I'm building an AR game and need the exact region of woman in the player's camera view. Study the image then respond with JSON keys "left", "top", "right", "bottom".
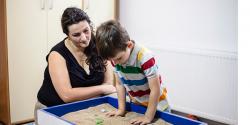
{"left": 35, "top": 7, "right": 116, "bottom": 124}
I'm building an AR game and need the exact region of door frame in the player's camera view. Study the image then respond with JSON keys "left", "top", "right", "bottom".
{"left": 0, "top": 0, "right": 11, "bottom": 124}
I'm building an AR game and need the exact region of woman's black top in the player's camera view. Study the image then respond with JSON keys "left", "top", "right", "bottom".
{"left": 37, "top": 39, "right": 104, "bottom": 106}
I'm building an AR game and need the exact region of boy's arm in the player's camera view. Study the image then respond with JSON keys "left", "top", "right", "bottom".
{"left": 115, "top": 73, "right": 126, "bottom": 114}
{"left": 105, "top": 73, "right": 126, "bottom": 117}
{"left": 145, "top": 75, "right": 161, "bottom": 121}
{"left": 130, "top": 75, "right": 160, "bottom": 124}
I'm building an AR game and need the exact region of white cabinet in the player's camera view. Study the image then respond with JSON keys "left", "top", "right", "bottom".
{"left": 47, "top": 0, "right": 82, "bottom": 51}
{"left": 47, "top": 0, "right": 117, "bottom": 51}
{"left": 82, "top": 0, "right": 117, "bottom": 28}
{"left": 7, "top": 0, "right": 82, "bottom": 122}
{"left": 7, "top": 0, "right": 117, "bottom": 123}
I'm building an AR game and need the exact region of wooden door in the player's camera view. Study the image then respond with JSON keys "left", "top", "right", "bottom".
{"left": 0, "top": 0, "right": 11, "bottom": 124}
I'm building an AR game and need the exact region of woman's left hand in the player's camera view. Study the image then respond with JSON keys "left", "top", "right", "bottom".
{"left": 101, "top": 84, "right": 116, "bottom": 94}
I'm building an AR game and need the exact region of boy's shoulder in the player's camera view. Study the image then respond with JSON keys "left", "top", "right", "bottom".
{"left": 124, "top": 42, "right": 155, "bottom": 66}
{"left": 134, "top": 42, "right": 152, "bottom": 53}
{"left": 135, "top": 44, "right": 154, "bottom": 59}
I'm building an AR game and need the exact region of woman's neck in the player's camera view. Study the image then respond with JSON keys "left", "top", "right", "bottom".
{"left": 66, "top": 38, "right": 87, "bottom": 58}
{"left": 66, "top": 38, "right": 84, "bottom": 53}
{"left": 66, "top": 38, "right": 88, "bottom": 66}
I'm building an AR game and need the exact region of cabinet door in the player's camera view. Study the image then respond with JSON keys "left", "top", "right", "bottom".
{"left": 47, "top": 0, "right": 82, "bottom": 52}
{"left": 6, "top": 0, "right": 117, "bottom": 123}
{"left": 6, "top": 0, "right": 47, "bottom": 122}
{"left": 83, "top": 0, "right": 116, "bottom": 28}
{"left": 7, "top": 0, "right": 83, "bottom": 122}
{"left": 46, "top": 0, "right": 118, "bottom": 51}
{"left": 0, "top": 0, "right": 10, "bottom": 124}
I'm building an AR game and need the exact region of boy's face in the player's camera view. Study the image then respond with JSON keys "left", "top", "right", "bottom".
{"left": 110, "top": 42, "right": 133, "bottom": 65}
{"left": 111, "top": 48, "right": 130, "bottom": 65}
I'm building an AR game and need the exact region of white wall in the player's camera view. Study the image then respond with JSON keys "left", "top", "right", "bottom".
{"left": 120, "top": 0, "right": 237, "bottom": 124}
{"left": 120, "top": 0, "right": 237, "bottom": 52}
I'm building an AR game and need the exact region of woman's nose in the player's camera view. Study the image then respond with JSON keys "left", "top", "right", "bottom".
{"left": 80, "top": 33, "right": 87, "bottom": 41}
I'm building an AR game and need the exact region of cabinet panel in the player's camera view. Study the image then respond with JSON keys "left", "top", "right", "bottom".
{"left": 46, "top": 0, "right": 117, "bottom": 50}
{"left": 83, "top": 0, "right": 116, "bottom": 28}
{"left": 0, "top": 0, "right": 11, "bottom": 124}
{"left": 6, "top": 0, "right": 82, "bottom": 122}
{"left": 7, "top": 0, "right": 47, "bottom": 122}
{"left": 47, "top": 0, "right": 82, "bottom": 52}
{"left": 6, "top": 0, "right": 117, "bottom": 122}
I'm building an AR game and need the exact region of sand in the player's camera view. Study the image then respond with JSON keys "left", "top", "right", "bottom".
{"left": 61, "top": 103, "right": 172, "bottom": 125}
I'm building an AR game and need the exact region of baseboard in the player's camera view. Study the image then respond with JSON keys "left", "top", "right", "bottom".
{"left": 172, "top": 110, "right": 230, "bottom": 125}
{"left": 11, "top": 118, "right": 34, "bottom": 125}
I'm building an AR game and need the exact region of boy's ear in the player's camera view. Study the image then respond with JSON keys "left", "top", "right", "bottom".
{"left": 127, "top": 40, "right": 133, "bottom": 49}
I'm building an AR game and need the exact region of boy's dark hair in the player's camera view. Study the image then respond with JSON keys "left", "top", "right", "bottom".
{"left": 96, "top": 20, "right": 130, "bottom": 60}
{"left": 61, "top": 7, "right": 106, "bottom": 72}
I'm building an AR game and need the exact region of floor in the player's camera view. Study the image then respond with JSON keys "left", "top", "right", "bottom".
{"left": 172, "top": 110, "right": 229, "bottom": 125}
{"left": 23, "top": 123, "right": 34, "bottom": 125}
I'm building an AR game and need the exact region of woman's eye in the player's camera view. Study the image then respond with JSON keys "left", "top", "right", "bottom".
{"left": 73, "top": 33, "right": 80, "bottom": 37}
{"left": 84, "top": 30, "right": 89, "bottom": 33}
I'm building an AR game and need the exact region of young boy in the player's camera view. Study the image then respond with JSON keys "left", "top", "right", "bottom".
{"left": 96, "top": 20, "right": 170, "bottom": 125}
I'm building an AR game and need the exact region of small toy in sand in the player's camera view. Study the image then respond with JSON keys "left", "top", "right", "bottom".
{"left": 100, "top": 108, "right": 107, "bottom": 113}
{"left": 95, "top": 117, "right": 104, "bottom": 125}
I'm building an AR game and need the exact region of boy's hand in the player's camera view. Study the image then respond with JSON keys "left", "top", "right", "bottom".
{"left": 130, "top": 115, "right": 152, "bottom": 125}
{"left": 105, "top": 109, "right": 125, "bottom": 117}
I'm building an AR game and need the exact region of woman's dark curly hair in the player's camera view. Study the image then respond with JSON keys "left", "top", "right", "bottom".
{"left": 61, "top": 7, "right": 106, "bottom": 72}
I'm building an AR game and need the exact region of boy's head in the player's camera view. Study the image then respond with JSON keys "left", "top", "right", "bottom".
{"left": 96, "top": 20, "right": 133, "bottom": 65}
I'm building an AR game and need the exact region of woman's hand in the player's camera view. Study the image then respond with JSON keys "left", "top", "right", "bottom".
{"left": 101, "top": 84, "right": 116, "bottom": 95}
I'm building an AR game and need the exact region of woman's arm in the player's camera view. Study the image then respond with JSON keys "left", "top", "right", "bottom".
{"left": 102, "top": 61, "right": 115, "bottom": 85}
{"left": 48, "top": 51, "right": 115, "bottom": 103}
{"left": 102, "top": 60, "right": 117, "bottom": 95}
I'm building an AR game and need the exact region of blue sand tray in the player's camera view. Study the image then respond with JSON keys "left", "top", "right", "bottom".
{"left": 38, "top": 96, "right": 207, "bottom": 125}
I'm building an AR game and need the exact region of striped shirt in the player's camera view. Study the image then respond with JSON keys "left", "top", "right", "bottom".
{"left": 115, "top": 42, "right": 169, "bottom": 111}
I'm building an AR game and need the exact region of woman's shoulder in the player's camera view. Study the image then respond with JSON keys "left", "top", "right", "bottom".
{"left": 51, "top": 38, "right": 67, "bottom": 52}
{"left": 46, "top": 38, "right": 70, "bottom": 61}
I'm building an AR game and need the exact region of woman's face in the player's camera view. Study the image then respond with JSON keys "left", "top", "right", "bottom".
{"left": 68, "top": 20, "right": 91, "bottom": 48}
